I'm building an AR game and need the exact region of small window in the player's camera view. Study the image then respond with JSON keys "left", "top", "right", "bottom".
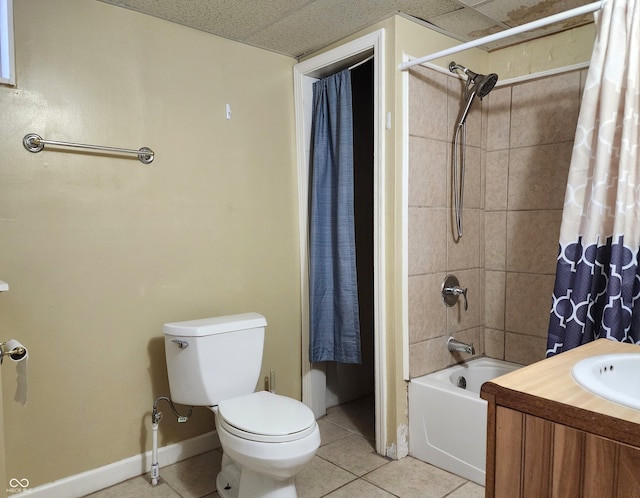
{"left": 0, "top": 0, "right": 15, "bottom": 86}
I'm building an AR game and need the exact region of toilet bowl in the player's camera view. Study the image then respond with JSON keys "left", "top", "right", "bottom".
{"left": 163, "top": 313, "right": 320, "bottom": 498}
{"left": 214, "top": 391, "right": 320, "bottom": 498}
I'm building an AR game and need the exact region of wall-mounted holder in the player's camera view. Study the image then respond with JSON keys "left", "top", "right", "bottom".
{"left": 23, "top": 133, "right": 154, "bottom": 164}
{"left": 442, "top": 274, "right": 468, "bottom": 311}
{"left": 0, "top": 340, "right": 27, "bottom": 365}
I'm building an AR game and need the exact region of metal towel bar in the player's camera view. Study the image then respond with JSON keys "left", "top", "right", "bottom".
{"left": 23, "top": 133, "right": 154, "bottom": 164}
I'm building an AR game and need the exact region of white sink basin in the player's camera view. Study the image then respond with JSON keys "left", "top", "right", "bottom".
{"left": 571, "top": 354, "right": 640, "bottom": 410}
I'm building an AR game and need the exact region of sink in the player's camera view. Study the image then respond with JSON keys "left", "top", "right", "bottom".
{"left": 571, "top": 354, "right": 640, "bottom": 410}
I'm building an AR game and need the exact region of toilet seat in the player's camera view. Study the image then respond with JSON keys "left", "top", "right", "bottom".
{"left": 217, "top": 391, "right": 317, "bottom": 443}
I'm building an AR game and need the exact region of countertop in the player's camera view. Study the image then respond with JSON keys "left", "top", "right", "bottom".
{"left": 481, "top": 339, "right": 640, "bottom": 446}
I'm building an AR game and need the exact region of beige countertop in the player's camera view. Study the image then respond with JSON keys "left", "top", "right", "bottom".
{"left": 481, "top": 339, "right": 640, "bottom": 445}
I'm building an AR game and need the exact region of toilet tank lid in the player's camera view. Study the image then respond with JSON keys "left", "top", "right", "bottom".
{"left": 163, "top": 312, "right": 267, "bottom": 337}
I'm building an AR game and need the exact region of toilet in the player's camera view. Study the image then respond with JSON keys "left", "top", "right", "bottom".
{"left": 163, "top": 313, "right": 320, "bottom": 498}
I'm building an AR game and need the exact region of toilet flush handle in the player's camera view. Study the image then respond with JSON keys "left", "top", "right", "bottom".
{"left": 171, "top": 339, "right": 189, "bottom": 349}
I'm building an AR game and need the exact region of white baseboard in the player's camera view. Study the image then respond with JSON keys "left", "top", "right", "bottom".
{"left": 24, "top": 431, "right": 220, "bottom": 498}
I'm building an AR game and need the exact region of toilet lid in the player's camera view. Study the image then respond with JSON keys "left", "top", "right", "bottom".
{"left": 218, "top": 391, "right": 316, "bottom": 442}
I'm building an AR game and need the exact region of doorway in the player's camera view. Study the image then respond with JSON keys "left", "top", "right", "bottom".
{"left": 293, "top": 29, "right": 387, "bottom": 455}
{"left": 324, "top": 57, "right": 374, "bottom": 408}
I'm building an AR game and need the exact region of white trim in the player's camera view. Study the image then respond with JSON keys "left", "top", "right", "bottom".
{"left": 401, "top": 54, "right": 410, "bottom": 381}
{"left": 399, "top": 0, "right": 604, "bottom": 70}
{"left": 25, "top": 431, "right": 219, "bottom": 498}
{"left": 405, "top": 57, "right": 590, "bottom": 87}
{"left": 0, "top": 0, "right": 15, "bottom": 86}
{"left": 293, "top": 28, "right": 388, "bottom": 456}
{"left": 495, "top": 61, "right": 590, "bottom": 87}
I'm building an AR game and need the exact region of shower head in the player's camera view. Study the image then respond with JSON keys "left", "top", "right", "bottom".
{"left": 474, "top": 72, "right": 498, "bottom": 98}
{"left": 449, "top": 61, "right": 499, "bottom": 125}
{"left": 449, "top": 61, "right": 498, "bottom": 98}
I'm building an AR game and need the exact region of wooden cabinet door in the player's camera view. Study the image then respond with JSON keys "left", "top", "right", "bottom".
{"left": 490, "top": 408, "right": 640, "bottom": 498}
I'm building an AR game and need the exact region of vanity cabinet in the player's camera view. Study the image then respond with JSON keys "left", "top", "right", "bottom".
{"left": 481, "top": 340, "right": 640, "bottom": 498}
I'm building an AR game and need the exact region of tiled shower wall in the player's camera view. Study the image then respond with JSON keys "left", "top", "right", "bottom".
{"left": 408, "top": 65, "right": 586, "bottom": 377}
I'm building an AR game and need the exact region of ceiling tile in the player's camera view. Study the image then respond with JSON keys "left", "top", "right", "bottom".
{"left": 472, "top": 0, "right": 595, "bottom": 27}
{"left": 96, "top": 0, "right": 595, "bottom": 58}
{"left": 245, "top": 0, "right": 396, "bottom": 57}
{"left": 426, "top": 8, "right": 527, "bottom": 49}
{"left": 98, "top": 0, "right": 311, "bottom": 40}
{"left": 397, "top": 0, "right": 466, "bottom": 20}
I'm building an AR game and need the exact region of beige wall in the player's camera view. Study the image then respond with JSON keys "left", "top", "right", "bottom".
{"left": 489, "top": 24, "right": 595, "bottom": 79}
{"left": 0, "top": 0, "right": 598, "bottom": 486}
{"left": 310, "top": 13, "right": 595, "bottom": 454}
{"left": 484, "top": 68, "right": 586, "bottom": 364}
{"left": 0, "top": 0, "right": 298, "bottom": 488}
{"left": 407, "top": 65, "right": 486, "bottom": 378}
{"left": 407, "top": 65, "right": 587, "bottom": 376}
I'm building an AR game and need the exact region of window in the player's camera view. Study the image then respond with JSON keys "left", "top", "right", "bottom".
{"left": 0, "top": 0, "right": 14, "bottom": 85}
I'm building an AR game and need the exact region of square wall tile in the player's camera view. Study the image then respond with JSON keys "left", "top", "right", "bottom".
{"left": 485, "top": 150, "right": 509, "bottom": 210}
{"left": 505, "top": 332, "right": 547, "bottom": 365}
{"left": 485, "top": 211, "right": 506, "bottom": 271}
{"left": 408, "top": 207, "right": 447, "bottom": 275}
{"left": 485, "top": 270, "right": 506, "bottom": 330}
{"left": 508, "top": 142, "right": 572, "bottom": 210}
{"left": 409, "top": 273, "right": 447, "bottom": 344}
{"left": 510, "top": 71, "right": 581, "bottom": 148}
{"left": 505, "top": 272, "right": 555, "bottom": 338}
{"left": 506, "top": 210, "right": 562, "bottom": 274}
{"left": 460, "top": 145, "right": 482, "bottom": 209}
{"left": 484, "top": 328, "right": 505, "bottom": 360}
{"left": 409, "top": 66, "right": 449, "bottom": 141}
{"left": 409, "top": 136, "right": 448, "bottom": 208}
{"left": 485, "top": 86, "right": 511, "bottom": 151}
{"left": 409, "top": 336, "right": 451, "bottom": 378}
{"left": 448, "top": 209, "right": 481, "bottom": 270}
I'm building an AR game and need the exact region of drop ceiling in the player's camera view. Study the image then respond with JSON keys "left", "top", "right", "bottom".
{"left": 97, "top": 0, "right": 596, "bottom": 58}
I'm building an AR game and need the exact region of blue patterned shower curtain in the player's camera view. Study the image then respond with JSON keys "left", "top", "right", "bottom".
{"left": 547, "top": 0, "right": 640, "bottom": 356}
{"left": 309, "top": 69, "right": 362, "bottom": 364}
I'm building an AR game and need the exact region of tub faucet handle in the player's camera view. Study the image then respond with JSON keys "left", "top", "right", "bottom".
{"left": 442, "top": 274, "right": 468, "bottom": 311}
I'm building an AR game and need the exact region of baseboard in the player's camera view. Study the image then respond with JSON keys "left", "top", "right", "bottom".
{"left": 24, "top": 430, "right": 220, "bottom": 498}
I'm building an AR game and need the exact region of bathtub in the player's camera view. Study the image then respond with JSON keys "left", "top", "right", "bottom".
{"left": 409, "top": 357, "right": 521, "bottom": 485}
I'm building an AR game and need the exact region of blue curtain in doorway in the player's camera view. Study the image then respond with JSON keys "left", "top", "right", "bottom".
{"left": 309, "top": 69, "right": 362, "bottom": 364}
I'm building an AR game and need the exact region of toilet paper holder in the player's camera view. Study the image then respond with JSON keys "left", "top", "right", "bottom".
{"left": 0, "top": 341, "right": 27, "bottom": 364}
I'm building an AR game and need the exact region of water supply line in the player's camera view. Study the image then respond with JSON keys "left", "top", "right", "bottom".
{"left": 151, "top": 397, "right": 194, "bottom": 486}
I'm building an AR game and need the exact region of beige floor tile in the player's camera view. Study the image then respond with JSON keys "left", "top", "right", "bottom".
{"left": 324, "top": 396, "right": 375, "bottom": 440}
{"left": 317, "top": 417, "right": 354, "bottom": 446}
{"left": 364, "top": 457, "right": 466, "bottom": 498}
{"left": 447, "top": 481, "right": 485, "bottom": 497}
{"left": 159, "top": 450, "right": 221, "bottom": 498}
{"left": 317, "top": 434, "right": 388, "bottom": 476}
{"left": 295, "top": 456, "right": 357, "bottom": 498}
{"left": 324, "top": 478, "right": 396, "bottom": 497}
{"left": 86, "top": 476, "right": 181, "bottom": 498}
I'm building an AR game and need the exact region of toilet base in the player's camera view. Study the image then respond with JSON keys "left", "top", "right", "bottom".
{"left": 216, "top": 460, "right": 298, "bottom": 498}
{"left": 217, "top": 460, "right": 240, "bottom": 498}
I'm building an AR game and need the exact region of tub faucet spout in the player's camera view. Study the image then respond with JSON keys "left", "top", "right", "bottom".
{"left": 447, "top": 337, "right": 475, "bottom": 355}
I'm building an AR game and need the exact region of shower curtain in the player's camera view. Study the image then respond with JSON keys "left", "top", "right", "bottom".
{"left": 309, "top": 69, "right": 362, "bottom": 364}
{"left": 547, "top": 0, "right": 640, "bottom": 356}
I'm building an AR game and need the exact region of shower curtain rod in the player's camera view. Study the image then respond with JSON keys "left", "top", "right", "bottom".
{"left": 22, "top": 133, "right": 155, "bottom": 164}
{"left": 399, "top": 0, "right": 605, "bottom": 71}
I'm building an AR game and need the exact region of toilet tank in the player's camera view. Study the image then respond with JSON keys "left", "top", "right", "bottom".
{"left": 163, "top": 312, "right": 267, "bottom": 406}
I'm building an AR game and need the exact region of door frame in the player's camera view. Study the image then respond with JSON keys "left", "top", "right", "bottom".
{"left": 293, "top": 29, "right": 387, "bottom": 455}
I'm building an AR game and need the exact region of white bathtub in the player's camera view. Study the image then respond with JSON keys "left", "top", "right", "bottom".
{"left": 409, "top": 358, "right": 521, "bottom": 485}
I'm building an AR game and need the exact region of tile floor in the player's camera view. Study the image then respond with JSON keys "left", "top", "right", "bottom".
{"left": 87, "top": 396, "right": 484, "bottom": 497}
